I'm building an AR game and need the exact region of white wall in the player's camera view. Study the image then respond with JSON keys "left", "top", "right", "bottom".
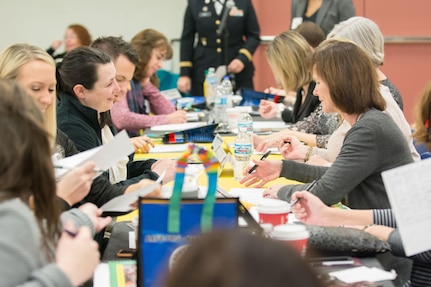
{"left": 0, "top": 0, "right": 188, "bottom": 71}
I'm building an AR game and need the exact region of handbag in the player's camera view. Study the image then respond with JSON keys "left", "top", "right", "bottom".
{"left": 137, "top": 143, "right": 238, "bottom": 287}
{"left": 305, "top": 225, "right": 391, "bottom": 258}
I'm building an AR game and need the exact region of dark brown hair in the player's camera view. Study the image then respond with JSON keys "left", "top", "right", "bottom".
{"left": 0, "top": 79, "right": 60, "bottom": 259}
{"left": 165, "top": 230, "right": 326, "bottom": 287}
{"left": 131, "top": 29, "right": 173, "bottom": 87}
{"left": 68, "top": 24, "right": 92, "bottom": 46}
{"left": 91, "top": 36, "right": 139, "bottom": 65}
{"left": 310, "top": 39, "right": 385, "bottom": 114}
{"left": 295, "top": 22, "right": 325, "bottom": 49}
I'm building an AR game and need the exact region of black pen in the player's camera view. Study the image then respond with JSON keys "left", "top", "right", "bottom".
{"left": 248, "top": 151, "right": 271, "bottom": 174}
{"left": 290, "top": 180, "right": 317, "bottom": 207}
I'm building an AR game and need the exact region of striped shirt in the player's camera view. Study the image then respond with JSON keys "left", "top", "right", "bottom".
{"left": 373, "top": 210, "right": 431, "bottom": 287}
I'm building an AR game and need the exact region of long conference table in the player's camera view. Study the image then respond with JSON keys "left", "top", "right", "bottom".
{"left": 97, "top": 126, "right": 403, "bottom": 287}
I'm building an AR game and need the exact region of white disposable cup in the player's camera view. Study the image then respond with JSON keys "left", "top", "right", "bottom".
{"left": 272, "top": 224, "right": 310, "bottom": 255}
{"left": 256, "top": 199, "right": 290, "bottom": 226}
{"left": 227, "top": 108, "right": 239, "bottom": 129}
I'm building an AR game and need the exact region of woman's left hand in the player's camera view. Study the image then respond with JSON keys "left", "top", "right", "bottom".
{"left": 239, "top": 159, "right": 282, "bottom": 187}
{"left": 262, "top": 184, "right": 284, "bottom": 198}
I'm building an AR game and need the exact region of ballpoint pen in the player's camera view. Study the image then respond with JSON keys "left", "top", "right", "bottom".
{"left": 248, "top": 150, "right": 271, "bottom": 174}
{"left": 290, "top": 180, "right": 317, "bottom": 207}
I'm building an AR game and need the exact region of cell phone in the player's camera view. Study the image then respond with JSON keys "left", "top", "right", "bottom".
{"left": 116, "top": 248, "right": 136, "bottom": 258}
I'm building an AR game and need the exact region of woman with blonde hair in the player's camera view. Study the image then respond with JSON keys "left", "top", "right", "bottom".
{"left": 0, "top": 44, "right": 57, "bottom": 147}
{"left": 254, "top": 30, "right": 335, "bottom": 151}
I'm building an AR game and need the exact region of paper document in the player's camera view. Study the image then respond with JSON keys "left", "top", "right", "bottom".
{"left": 100, "top": 171, "right": 165, "bottom": 212}
{"left": 382, "top": 158, "right": 431, "bottom": 256}
{"left": 229, "top": 188, "right": 265, "bottom": 204}
{"left": 149, "top": 143, "right": 189, "bottom": 153}
{"left": 329, "top": 266, "right": 397, "bottom": 284}
{"left": 53, "top": 130, "right": 134, "bottom": 179}
{"left": 150, "top": 122, "right": 207, "bottom": 132}
{"left": 160, "top": 88, "right": 182, "bottom": 101}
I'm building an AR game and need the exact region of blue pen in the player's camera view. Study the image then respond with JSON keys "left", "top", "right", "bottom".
{"left": 290, "top": 180, "right": 317, "bottom": 207}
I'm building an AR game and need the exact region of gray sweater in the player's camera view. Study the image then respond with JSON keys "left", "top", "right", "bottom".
{"left": 277, "top": 109, "right": 414, "bottom": 209}
{"left": 0, "top": 198, "right": 94, "bottom": 287}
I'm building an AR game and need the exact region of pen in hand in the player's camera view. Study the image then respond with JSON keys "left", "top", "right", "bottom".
{"left": 248, "top": 151, "right": 271, "bottom": 174}
{"left": 290, "top": 180, "right": 317, "bottom": 207}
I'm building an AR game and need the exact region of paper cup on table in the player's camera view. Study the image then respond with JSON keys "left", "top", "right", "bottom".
{"left": 272, "top": 224, "right": 309, "bottom": 255}
{"left": 256, "top": 199, "right": 290, "bottom": 226}
{"left": 227, "top": 108, "right": 239, "bottom": 130}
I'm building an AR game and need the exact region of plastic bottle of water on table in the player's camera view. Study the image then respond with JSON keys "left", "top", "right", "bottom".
{"left": 213, "top": 84, "right": 229, "bottom": 131}
{"left": 204, "top": 67, "right": 218, "bottom": 110}
{"left": 234, "top": 121, "right": 253, "bottom": 181}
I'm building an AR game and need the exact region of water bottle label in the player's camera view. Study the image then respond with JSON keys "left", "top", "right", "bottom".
{"left": 234, "top": 143, "right": 252, "bottom": 155}
{"left": 238, "top": 123, "right": 253, "bottom": 132}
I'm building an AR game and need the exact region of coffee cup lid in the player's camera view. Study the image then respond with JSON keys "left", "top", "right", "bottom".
{"left": 272, "top": 224, "right": 309, "bottom": 240}
{"left": 256, "top": 199, "right": 291, "bottom": 214}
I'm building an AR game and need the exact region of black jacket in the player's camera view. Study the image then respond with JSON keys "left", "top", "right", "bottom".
{"left": 180, "top": 0, "right": 261, "bottom": 95}
{"left": 57, "top": 93, "right": 159, "bottom": 189}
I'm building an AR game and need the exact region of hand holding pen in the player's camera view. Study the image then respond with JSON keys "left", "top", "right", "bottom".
{"left": 248, "top": 150, "right": 271, "bottom": 174}
{"left": 290, "top": 180, "right": 317, "bottom": 207}
{"left": 240, "top": 155, "right": 282, "bottom": 188}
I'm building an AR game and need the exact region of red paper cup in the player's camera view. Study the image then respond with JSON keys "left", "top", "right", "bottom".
{"left": 257, "top": 199, "right": 290, "bottom": 226}
{"left": 272, "top": 224, "right": 309, "bottom": 255}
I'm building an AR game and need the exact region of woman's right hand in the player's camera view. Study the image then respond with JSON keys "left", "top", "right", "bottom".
{"left": 278, "top": 135, "right": 308, "bottom": 161}
{"left": 56, "top": 222, "right": 100, "bottom": 287}
{"left": 177, "top": 76, "right": 191, "bottom": 94}
{"left": 290, "top": 191, "right": 328, "bottom": 225}
{"left": 167, "top": 110, "right": 187, "bottom": 124}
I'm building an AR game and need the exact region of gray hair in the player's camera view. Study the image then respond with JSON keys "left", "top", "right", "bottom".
{"left": 327, "top": 16, "right": 384, "bottom": 66}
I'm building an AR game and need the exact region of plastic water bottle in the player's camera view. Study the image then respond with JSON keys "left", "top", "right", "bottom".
{"left": 213, "top": 84, "right": 229, "bottom": 129}
{"left": 204, "top": 67, "right": 218, "bottom": 109}
{"left": 234, "top": 123, "right": 253, "bottom": 181}
{"left": 237, "top": 112, "right": 253, "bottom": 135}
{"left": 221, "top": 75, "right": 233, "bottom": 108}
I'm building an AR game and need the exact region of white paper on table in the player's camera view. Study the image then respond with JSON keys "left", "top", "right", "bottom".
{"left": 254, "top": 147, "right": 281, "bottom": 155}
{"left": 329, "top": 266, "right": 397, "bottom": 284}
{"left": 229, "top": 188, "right": 289, "bottom": 207}
{"left": 160, "top": 88, "right": 182, "bottom": 101}
{"left": 150, "top": 122, "right": 207, "bottom": 132}
{"left": 231, "top": 121, "right": 290, "bottom": 134}
{"left": 53, "top": 130, "right": 134, "bottom": 179}
{"left": 382, "top": 158, "right": 431, "bottom": 256}
{"left": 149, "top": 143, "right": 189, "bottom": 153}
{"left": 100, "top": 171, "right": 165, "bottom": 212}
